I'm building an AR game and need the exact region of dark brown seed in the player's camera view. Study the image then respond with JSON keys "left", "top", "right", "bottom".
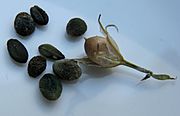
{"left": 38, "top": 44, "right": 65, "bottom": 60}
{"left": 7, "top": 39, "right": 28, "bottom": 63}
{"left": 66, "top": 18, "right": 87, "bottom": 37}
{"left": 53, "top": 59, "right": 82, "bottom": 81}
{"left": 30, "top": 5, "right": 49, "bottom": 25}
{"left": 39, "top": 73, "right": 62, "bottom": 101}
{"left": 28, "top": 56, "right": 46, "bottom": 78}
{"left": 14, "top": 12, "right": 35, "bottom": 36}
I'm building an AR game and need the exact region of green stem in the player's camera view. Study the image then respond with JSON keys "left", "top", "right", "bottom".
{"left": 121, "top": 60, "right": 176, "bottom": 80}
{"left": 122, "top": 60, "right": 152, "bottom": 74}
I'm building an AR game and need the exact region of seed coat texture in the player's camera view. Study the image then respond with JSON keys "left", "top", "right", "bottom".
{"left": 66, "top": 18, "right": 87, "bottom": 36}
{"left": 7, "top": 39, "right": 28, "bottom": 63}
{"left": 39, "top": 73, "right": 62, "bottom": 101}
{"left": 28, "top": 56, "right": 46, "bottom": 77}
{"left": 53, "top": 59, "right": 82, "bottom": 81}
{"left": 30, "top": 5, "right": 49, "bottom": 25}
{"left": 38, "top": 44, "right": 65, "bottom": 60}
{"left": 14, "top": 12, "right": 35, "bottom": 36}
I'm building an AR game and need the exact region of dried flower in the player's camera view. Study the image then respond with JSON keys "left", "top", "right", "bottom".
{"left": 76, "top": 14, "right": 176, "bottom": 81}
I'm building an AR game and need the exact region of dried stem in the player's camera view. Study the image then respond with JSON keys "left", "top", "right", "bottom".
{"left": 121, "top": 60, "right": 176, "bottom": 80}
{"left": 105, "top": 24, "right": 119, "bottom": 32}
{"left": 121, "top": 60, "right": 152, "bottom": 74}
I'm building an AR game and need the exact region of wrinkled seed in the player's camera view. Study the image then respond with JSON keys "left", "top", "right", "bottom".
{"left": 30, "top": 5, "right": 49, "bottom": 25}
{"left": 53, "top": 59, "right": 82, "bottom": 81}
{"left": 38, "top": 44, "right": 65, "bottom": 60}
{"left": 39, "top": 73, "right": 62, "bottom": 101}
{"left": 14, "top": 12, "right": 35, "bottom": 36}
{"left": 28, "top": 56, "right": 46, "bottom": 78}
{"left": 66, "top": 18, "right": 87, "bottom": 37}
{"left": 7, "top": 39, "right": 28, "bottom": 63}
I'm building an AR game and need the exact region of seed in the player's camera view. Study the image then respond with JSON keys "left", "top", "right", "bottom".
{"left": 66, "top": 18, "right": 87, "bottom": 37}
{"left": 38, "top": 44, "right": 65, "bottom": 60}
{"left": 30, "top": 5, "right": 49, "bottom": 25}
{"left": 14, "top": 12, "right": 35, "bottom": 36}
{"left": 39, "top": 73, "right": 62, "bottom": 101}
{"left": 28, "top": 56, "right": 46, "bottom": 78}
{"left": 7, "top": 39, "right": 28, "bottom": 63}
{"left": 53, "top": 59, "right": 82, "bottom": 81}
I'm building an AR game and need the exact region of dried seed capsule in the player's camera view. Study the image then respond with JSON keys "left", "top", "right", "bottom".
{"left": 14, "top": 12, "right": 35, "bottom": 36}
{"left": 38, "top": 44, "right": 65, "bottom": 60}
{"left": 28, "top": 56, "right": 46, "bottom": 77}
{"left": 7, "top": 39, "right": 28, "bottom": 63}
{"left": 30, "top": 5, "right": 49, "bottom": 25}
{"left": 53, "top": 59, "right": 82, "bottom": 81}
{"left": 66, "top": 18, "right": 87, "bottom": 37}
{"left": 39, "top": 73, "right": 62, "bottom": 101}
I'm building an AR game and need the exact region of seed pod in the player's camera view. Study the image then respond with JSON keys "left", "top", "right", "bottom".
{"left": 7, "top": 39, "right": 28, "bottom": 63}
{"left": 80, "top": 14, "right": 176, "bottom": 81}
{"left": 28, "top": 56, "right": 46, "bottom": 77}
{"left": 30, "top": 5, "right": 49, "bottom": 25}
{"left": 53, "top": 59, "right": 82, "bottom": 81}
{"left": 84, "top": 35, "right": 123, "bottom": 68}
{"left": 38, "top": 44, "right": 65, "bottom": 60}
{"left": 14, "top": 12, "right": 35, "bottom": 36}
{"left": 66, "top": 18, "right": 87, "bottom": 37}
{"left": 39, "top": 73, "right": 62, "bottom": 101}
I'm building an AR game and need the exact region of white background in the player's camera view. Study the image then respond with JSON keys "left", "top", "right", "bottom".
{"left": 0, "top": 0, "right": 180, "bottom": 116}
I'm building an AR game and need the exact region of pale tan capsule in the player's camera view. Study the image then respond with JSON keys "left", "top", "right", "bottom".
{"left": 81, "top": 14, "right": 176, "bottom": 80}
{"left": 84, "top": 36, "right": 122, "bottom": 68}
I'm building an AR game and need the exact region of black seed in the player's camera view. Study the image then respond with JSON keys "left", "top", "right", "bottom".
{"left": 14, "top": 12, "right": 35, "bottom": 36}
{"left": 53, "top": 59, "right": 82, "bottom": 81}
{"left": 38, "top": 44, "right": 65, "bottom": 60}
{"left": 28, "top": 56, "right": 46, "bottom": 78}
{"left": 39, "top": 73, "right": 62, "bottom": 101}
{"left": 66, "top": 18, "right": 87, "bottom": 37}
{"left": 7, "top": 39, "right": 28, "bottom": 63}
{"left": 30, "top": 5, "right": 49, "bottom": 25}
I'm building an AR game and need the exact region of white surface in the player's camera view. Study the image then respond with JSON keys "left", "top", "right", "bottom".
{"left": 0, "top": 0, "right": 180, "bottom": 116}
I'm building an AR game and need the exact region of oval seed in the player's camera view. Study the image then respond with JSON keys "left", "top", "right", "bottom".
{"left": 7, "top": 39, "right": 28, "bottom": 63}
{"left": 14, "top": 12, "right": 35, "bottom": 36}
{"left": 53, "top": 59, "right": 82, "bottom": 81}
{"left": 38, "top": 44, "right": 65, "bottom": 60}
{"left": 30, "top": 5, "right": 49, "bottom": 25}
{"left": 66, "top": 18, "right": 87, "bottom": 37}
{"left": 39, "top": 73, "right": 62, "bottom": 101}
{"left": 28, "top": 56, "right": 46, "bottom": 78}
